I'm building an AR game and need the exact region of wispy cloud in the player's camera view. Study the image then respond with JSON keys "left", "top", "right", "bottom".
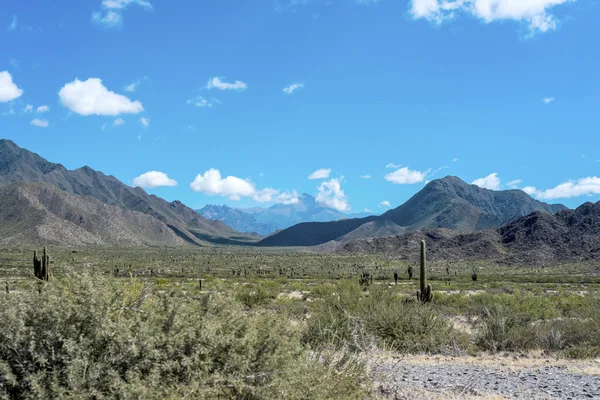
{"left": 308, "top": 168, "right": 331, "bottom": 180}
{"left": 113, "top": 118, "right": 125, "bottom": 127}
{"left": 506, "top": 179, "right": 522, "bottom": 188}
{"left": 92, "top": 0, "right": 152, "bottom": 28}
{"left": 31, "top": 119, "right": 49, "bottom": 128}
{"left": 361, "top": 175, "right": 371, "bottom": 179}
{"left": 206, "top": 77, "right": 247, "bottom": 91}
{"left": 187, "top": 95, "right": 215, "bottom": 108}
{"left": 140, "top": 117, "right": 149, "bottom": 127}
{"left": 542, "top": 97, "right": 555, "bottom": 104}
{"left": 36, "top": 105, "right": 49, "bottom": 113}
{"left": 283, "top": 83, "right": 304, "bottom": 95}
{"left": 7, "top": 14, "right": 17, "bottom": 32}
{"left": 124, "top": 76, "right": 148, "bottom": 92}
{"left": 386, "top": 162, "right": 402, "bottom": 169}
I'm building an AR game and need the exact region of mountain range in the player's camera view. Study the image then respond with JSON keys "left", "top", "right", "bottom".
{"left": 197, "top": 193, "right": 375, "bottom": 235}
{"left": 259, "top": 176, "right": 567, "bottom": 246}
{"left": 326, "top": 201, "right": 600, "bottom": 264}
{"left": 0, "top": 139, "right": 255, "bottom": 246}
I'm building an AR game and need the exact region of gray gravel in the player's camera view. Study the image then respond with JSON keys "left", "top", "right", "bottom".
{"left": 372, "top": 360, "right": 600, "bottom": 399}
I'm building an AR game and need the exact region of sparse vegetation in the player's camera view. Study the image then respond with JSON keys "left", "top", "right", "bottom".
{"left": 1, "top": 246, "right": 600, "bottom": 398}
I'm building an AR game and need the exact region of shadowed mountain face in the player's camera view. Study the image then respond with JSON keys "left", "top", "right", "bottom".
{"left": 328, "top": 201, "right": 600, "bottom": 264}
{"left": 0, "top": 139, "right": 251, "bottom": 245}
{"left": 260, "top": 176, "right": 567, "bottom": 247}
{"left": 198, "top": 193, "right": 366, "bottom": 235}
{"left": 0, "top": 182, "right": 188, "bottom": 247}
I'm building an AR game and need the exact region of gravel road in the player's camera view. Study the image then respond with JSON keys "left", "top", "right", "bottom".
{"left": 370, "top": 354, "right": 600, "bottom": 399}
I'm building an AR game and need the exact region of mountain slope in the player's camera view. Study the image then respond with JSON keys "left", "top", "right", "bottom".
{"left": 0, "top": 182, "right": 188, "bottom": 247}
{"left": 0, "top": 139, "right": 251, "bottom": 245}
{"left": 260, "top": 176, "right": 567, "bottom": 247}
{"left": 328, "top": 201, "right": 600, "bottom": 264}
{"left": 197, "top": 204, "right": 275, "bottom": 236}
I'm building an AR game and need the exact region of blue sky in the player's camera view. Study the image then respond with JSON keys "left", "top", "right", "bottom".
{"left": 1, "top": 0, "right": 599, "bottom": 212}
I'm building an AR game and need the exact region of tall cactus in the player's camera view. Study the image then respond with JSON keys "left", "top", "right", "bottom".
{"left": 33, "top": 246, "right": 50, "bottom": 281}
{"left": 417, "top": 240, "right": 433, "bottom": 303}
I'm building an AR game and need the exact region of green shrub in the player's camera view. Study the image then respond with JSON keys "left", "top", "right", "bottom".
{"left": 0, "top": 273, "right": 369, "bottom": 399}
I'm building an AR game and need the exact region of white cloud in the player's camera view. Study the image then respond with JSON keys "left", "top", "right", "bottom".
{"left": 133, "top": 171, "right": 177, "bottom": 189}
{"left": 8, "top": 14, "right": 17, "bottom": 32}
{"left": 283, "top": 83, "right": 304, "bottom": 95}
{"left": 522, "top": 177, "right": 600, "bottom": 200}
{"left": 92, "top": 11, "right": 122, "bottom": 27}
{"left": 308, "top": 168, "right": 331, "bottom": 180}
{"left": 316, "top": 178, "right": 350, "bottom": 212}
{"left": 113, "top": 118, "right": 125, "bottom": 126}
{"left": 380, "top": 200, "right": 392, "bottom": 208}
{"left": 410, "top": 0, "right": 572, "bottom": 35}
{"left": 124, "top": 76, "right": 148, "bottom": 92}
{"left": 190, "top": 168, "right": 298, "bottom": 204}
{"left": 24, "top": 104, "right": 33, "bottom": 113}
{"left": 364, "top": 208, "right": 373, "bottom": 213}
{"left": 187, "top": 95, "right": 214, "bottom": 108}
{"left": 472, "top": 173, "right": 501, "bottom": 190}
{"left": 59, "top": 78, "right": 143, "bottom": 116}
{"left": 0, "top": 71, "right": 23, "bottom": 102}
{"left": 93, "top": 0, "right": 152, "bottom": 27}
{"left": 206, "top": 77, "right": 247, "bottom": 91}
{"left": 431, "top": 165, "right": 449, "bottom": 176}
{"left": 36, "top": 105, "right": 49, "bottom": 113}
{"left": 385, "top": 167, "right": 429, "bottom": 184}
{"left": 542, "top": 97, "right": 555, "bottom": 104}
{"left": 31, "top": 119, "right": 49, "bottom": 128}
{"left": 102, "top": 0, "right": 152, "bottom": 9}
{"left": 361, "top": 175, "right": 372, "bottom": 179}
{"left": 452, "top": 158, "right": 459, "bottom": 162}
{"left": 140, "top": 117, "right": 149, "bottom": 127}
{"left": 386, "top": 162, "right": 402, "bottom": 169}
{"left": 506, "top": 178, "right": 522, "bottom": 188}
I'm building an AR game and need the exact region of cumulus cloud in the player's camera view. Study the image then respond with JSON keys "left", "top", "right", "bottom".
{"left": 140, "top": 117, "right": 149, "bottom": 127}
{"left": 190, "top": 168, "right": 298, "bottom": 204}
{"left": 542, "top": 97, "right": 555, "bottom": 104}
{"left": 308, "top": 168, "right": 331, "bottom": 180}
{"left": 380, "top": 200, "right": 392, "bottom": 208}
{"left": 187, "top": 95, "right": 214, "bottom": 108}
{"left": 409, "top": 0, "right": 572, "bottom": 35}
{"left": 206, "top": 77, "right": 247, "bottom": 91}
{"left": 385, "top": 167, "right": 429, "bottom": 184}
{"left": 31, "top": 119, "right": 49, "bottom": 128}
{"left": 283, "top": 83, "right": 304, "bottom": 95}
{"left": 522, "top": 177, "right": 600, "bottom": 200}
{"left": 59, "top": 78, "right": 144, "bottom": 116}
{"left": 36, "top": 105, "right": 49, "bottom": 113}
{"left": 472, "top": 173, "right": 501, "bottom": 190}
{"left": 316, "top": 178, "right": 350, "bottom": 212}
{"left": 133, "top": 171, "right": 177, "bottom": 189}
{"left": 113, "top": 118, "right": 125, "bottom": 126}
{"left": 0, "top": 71, "right": 23, "bottom": 102}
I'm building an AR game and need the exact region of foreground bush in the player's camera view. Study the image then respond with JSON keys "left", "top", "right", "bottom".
{"left": 303, "top": 281, "right": 469, "bottom": 354}
{"left": 0, "top": 274, "right": 368, "bottom": 399}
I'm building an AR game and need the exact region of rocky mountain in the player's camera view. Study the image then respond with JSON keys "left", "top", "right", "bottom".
{"left": 0, "top": 182, "right": 188, "bottom": 247}
{"left": 0, "top": 139, "right": 254, "bottom": 246}
{"left": 199, "top": 193, "right": 370, "bottom": 235}
{"left": 197, "top": 204, "right": 276, "bottom": 236}
{"left": 260, "top": 176, "right": 567, "bottom": 247}
{"left": 327, "top": 201, "right": 600, "bottom": 264}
